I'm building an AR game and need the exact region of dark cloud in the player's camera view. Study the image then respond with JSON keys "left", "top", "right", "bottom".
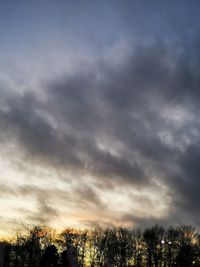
{"left": 1, "top": 36, "right": 200, "bottom": 227}
{"left": 27, "top": 196, "right": 59, "bottom": 225}
{"left": 120, "top": 213, "right": 181, "bottom": 230}
{"left": 74, "top": 185, "right": 105, "bottom": 209}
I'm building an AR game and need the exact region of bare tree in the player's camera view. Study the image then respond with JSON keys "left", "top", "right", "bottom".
{"left": 143, "top": 225, "right": 165, "bottom": 267}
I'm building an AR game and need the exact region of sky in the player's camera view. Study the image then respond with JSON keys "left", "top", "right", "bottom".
{"left": 0, "top": 0, "right": 200, "bottom": 237}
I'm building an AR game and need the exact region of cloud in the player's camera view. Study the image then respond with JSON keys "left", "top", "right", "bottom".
{"left": 1, "top": 37, "right": 200, "bottom": 228}
{"left": 27, "top": 196, "right": 59, "bottom": 225}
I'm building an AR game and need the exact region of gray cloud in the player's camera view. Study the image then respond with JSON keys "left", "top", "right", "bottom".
{"left": 27, "top": 196, "right": 59, "bottom": 225}
{"left": 1, "top": 37, "right": 200, "bottom": 227}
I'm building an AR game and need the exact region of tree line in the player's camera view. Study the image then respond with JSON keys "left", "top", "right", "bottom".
{"left": 1, "top": 224, "right": 200, "bottom": 267}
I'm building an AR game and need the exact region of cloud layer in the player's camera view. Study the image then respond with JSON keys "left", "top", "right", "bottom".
{"left": 1, "top": 38, "right": 200, "bottom": 232}
{"left": 1, "top": 1, "right": 200, "bottom": 235}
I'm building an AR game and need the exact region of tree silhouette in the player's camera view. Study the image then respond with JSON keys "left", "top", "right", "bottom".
{"left": 143, "top": 225, "right": 164, "bottom": 267}
{"left": 5, "top": 224, "right": 200, "bottom": 267}
{"left": 39, "top": 245, "right": 59, "bottom": 267}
